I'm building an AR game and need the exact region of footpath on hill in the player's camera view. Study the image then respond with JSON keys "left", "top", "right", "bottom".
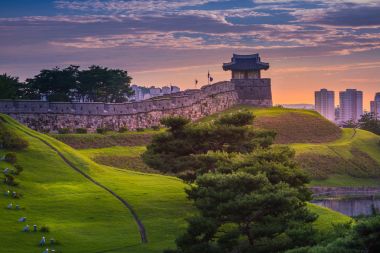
{"left": 3, "top": 116, "right": 148, "bottom": 244}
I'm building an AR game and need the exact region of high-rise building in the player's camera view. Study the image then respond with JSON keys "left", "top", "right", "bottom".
{"left": 315, "top": 89, "right": 335, "bottom": 121}
{"left": 370, "top": 92, "right": 380, "bottom": 119}
{"left": 339, "top": 89, "right": 363, "bottom": 123}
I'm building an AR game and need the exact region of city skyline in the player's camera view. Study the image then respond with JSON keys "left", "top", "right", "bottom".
{"left": 1, "top": 0, "right": 380, "bottom": 109}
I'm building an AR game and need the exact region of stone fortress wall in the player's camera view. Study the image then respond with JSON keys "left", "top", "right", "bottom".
{"left": 0, "top": 78, "right": 272, "bottom": 133}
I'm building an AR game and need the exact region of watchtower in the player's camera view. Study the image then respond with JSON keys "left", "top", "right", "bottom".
{"left": 223, "top": 53, "right": 272, "bottom": 107}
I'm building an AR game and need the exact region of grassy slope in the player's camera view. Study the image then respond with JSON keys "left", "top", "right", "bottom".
{"left": 0, "top": 114, "right": 351, "bottom": 252}
{"left": 201, "top": 106, "right": 380, "bottom": 187}
{"left": 0, "top": 115, "right": 191, "bottom": 253}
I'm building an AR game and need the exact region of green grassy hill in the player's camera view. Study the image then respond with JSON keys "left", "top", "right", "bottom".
{"left": 0, "top": 113, "right": 352, "bottom": 252}
{"left": 202, "top": 106, "right": 380, "bottom": 187}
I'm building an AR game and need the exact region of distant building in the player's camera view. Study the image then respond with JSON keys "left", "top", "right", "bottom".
{"left": 128, "top": 84, "right": 181, "bottom": 101}
{"left": 281, "top": 104, "right": 315, "bottom": 110}
{"left": 162, "top": 86, "right": 171, "bottom": 95}
{"left": 370, "top": 92, "right": 380, "bottom": 119}
{"left": 315, "top": 89, "right": 335, "bottom": 121}
{"left": 171, "top": 86, "right": 180, "bottom": 93}
{"left": 339, "top": 89, "right": 363, "bottom": 123}
{"left": 149, "top": 87, "right": 162, "bottom": 97}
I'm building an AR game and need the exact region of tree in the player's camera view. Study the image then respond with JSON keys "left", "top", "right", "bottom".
{"left": 358, "top": 112, "right": 380, "bottom": 135}
{"left": 166, "top": 147, "right": 316, "bottom": 253}
{"left": 296, "top": 215, "right": 380, "bottom": 253}
{"left": 142, "top": 111, "right": 276, "bottom": 175}
{"left": 78, "top": 65, "right": 133, "bottom": 103}
{"left": 0, "top": 74, "right": 22, "bottom": 99}
{"left": 146, "top": 111, "right": 317, "bottom": 253}
{"left": 25, "top": 65, "right": 80, "bottom": 102}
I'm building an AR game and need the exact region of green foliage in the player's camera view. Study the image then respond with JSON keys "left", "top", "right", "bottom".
{"left": 143, "top": 112, "right": 275, "bottom": 174}
{"left": 0, "top": 74, "right": 22, "bottom": 99}
{"left": 4, "top": 174, "right": 17, "bottom": 186}
{"left": 299, "top": 215, "right": 380, "bottom": 253}
{"left": 26, "top": 65, "right": 80, "bottom": 102}
{"left": 1, "top": 65, "right": 133, "bottom": 102}
{"left": 215, "top": 110, "right": 254, "bottom": 126}
{"left": 171, "top": 148, "right": 316, "bottom": 253}
{"left": 58, "top": 128, "right": 71, "bottom": 134}
{"left": 0, "top": 121, "right": 29, "bottom": 150}
{"left": 118, "top": 127, "right": 129, "bottom": 133}
{"left": 359, "top": 112, "right": 380, "bottom": 135}
{"left": 4, "top": 152, "right": 17, "bottom": 164}
{"left": 14, "top": 164, "right": 23, "bottom": 175}
{"left": 40, "top": 225, "right": 50, "bottom": 233}
{"left": 160, "top": 117, "right": 190, "bottom": 132}
{"left": 75, "top": 128, "right": 87, "bottom": 134}
{"left": 96, "top": 128, "right": 108, "bottom": 134}
{"left": 77, "top": 65, "right": 133, "bottom": 103}
{"left": 151, "top": 125, "right": 160, "bottom": 131}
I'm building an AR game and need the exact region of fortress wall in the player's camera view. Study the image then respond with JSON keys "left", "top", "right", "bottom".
{"left": 1, "top": 81, "right": 240, "bottom": 132}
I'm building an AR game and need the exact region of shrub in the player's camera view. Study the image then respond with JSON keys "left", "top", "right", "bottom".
{"left": 151, "top": 125, "right": 160, "bottom": 131}
{"left": 75, "top": 128, "right": 87, "bottom": 134}
{"left": 14, "top": 164, "right": 23, "bottom": 175}
{"left": 4, "top": 152, "right": 17, "bottom": 164}
{"left": 118, "top": 127, "right": 129, "bottom": 133}
{"left": 96, "top": 128, "right": 108, "bottom": 134}
{"left": 4, "top": 175, "right": 17, "bottom": 186}
{"left": 0, "top": 122, "right": 29, "bottom": 150}
{"left": 40, "top": 225, "right": 50, "bottom": 233}
{"left": 136, "top": 128, "right": 145, "bottom": 132}
{"left": 58, "top": 128, "right": 70, "bottom": 134}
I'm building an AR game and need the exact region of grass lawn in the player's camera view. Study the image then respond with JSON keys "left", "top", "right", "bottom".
{"left": 0, "top": 113, "right": 353, "bottom": 252}
{"left": 201, "top": 106, "right": 380, "bottom": 187}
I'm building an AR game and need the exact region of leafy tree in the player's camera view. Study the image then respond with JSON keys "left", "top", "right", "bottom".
{"left": 0, "top": 74, "right": 22, "bottom": 99}
{"left": 142, "top": 111, "right": 275, "bottom": 175}
{"left": 25, "top": 65, "right": 80, "bottom": 101}
{"left": 296, "top": 215, "right": 380, "bottom": 253}
{"left": 78, "top": 65, "right": 133, "bottom": 103}
{"left": 358, "top": 112, "right": 380, "bottom": 135}
{"left": 165, "top": 147, "right": 316, "bottom": 253}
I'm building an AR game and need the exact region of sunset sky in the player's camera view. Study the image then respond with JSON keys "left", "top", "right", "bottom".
{"left": 1, "top": 0, "right": 380, "bottom": 109}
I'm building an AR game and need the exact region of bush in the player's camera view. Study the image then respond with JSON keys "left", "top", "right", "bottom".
{"left": 96, "top": 128, "right": 108, "bottom": 134}
{"left": 58, "top": 128, "right": 70, "bottom": 134}
{"left": 75, "top": 128, "right": 87, "bottom": 134}
{"left": 0, "top": 122, "right": 29, "bottom": 150}
{"left": 14, "top": 164, "right": 23, "bottom": 175}
{"left": 4, "top": 175, "right": 17, "bottom": 186}
{"left": 4, "top": 152, "right": 17, "bottom": 164}
{"left": 40, "top": 225, "right": 50, "bottom": 233}
{"left": 118, "top": 127, "right": 129, "bottom": 133}
{"left": 136, "top": 128, "right": 145, "bottom": 132}
{"left": 151, "top": 125, "right": 160, "bottom": 131}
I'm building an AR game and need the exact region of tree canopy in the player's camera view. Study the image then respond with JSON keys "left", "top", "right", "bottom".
{"left": 0, "top": 66, "right": 133, "bottom": 102}
{"left": 0, "top": 74, "right": 22, "bottom": 99}
{"left": 144, "top": 111, "right": 317, "bottom": 253}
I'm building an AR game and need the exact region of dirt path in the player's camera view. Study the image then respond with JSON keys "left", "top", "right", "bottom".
{"left": 11, "top": 122, "right": 148, "bottom": 244}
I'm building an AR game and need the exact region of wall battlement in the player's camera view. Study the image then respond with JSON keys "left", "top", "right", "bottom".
{"left": 0, "top": 78, "right": 272, "bottom": 133}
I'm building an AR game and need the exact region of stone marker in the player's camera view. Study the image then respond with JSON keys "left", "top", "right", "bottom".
{"left": 4, "top": 190, "right": 10, "bottom": 196}
{"left": 7, "top": 203, "right": 12, "bottom": 209}
{"left": 34, "top": 225, "right": 38, "bottom": 232}
{"left": 15, "top": 205, "right": 20, "bottom": 210}
{"left": 18, "top": 217, "right": 26, "bottom": 222}
{"left": 42, "top": 248, "right": 49, "bottom": 253}
{"left": 3, "top": 168, "right": 9, "bottom": 174}
{"left": 23, "top": 225, "right": 30, "bottom": 232}
{"left": 50, "top": 238, "right": 55, "bottom": 245}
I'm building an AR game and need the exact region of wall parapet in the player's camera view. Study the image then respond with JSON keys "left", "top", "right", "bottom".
{"left": 0, "top": 79, "right": 272, "bottom": 132}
